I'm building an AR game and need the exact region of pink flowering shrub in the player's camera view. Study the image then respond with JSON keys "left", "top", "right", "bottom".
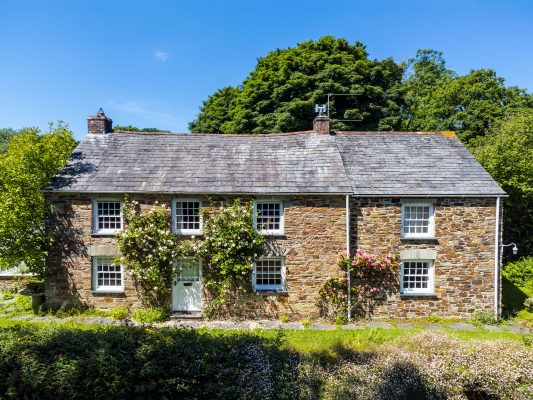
{"left": 300, "top": 332, "right": 533, "bottom": 399}
{"left": 320, "top": 250, "right": 399, "bottom": 319}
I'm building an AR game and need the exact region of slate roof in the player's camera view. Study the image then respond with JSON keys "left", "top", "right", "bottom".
{"left": 48, "top": 130, "right": 505, "bottom": 197}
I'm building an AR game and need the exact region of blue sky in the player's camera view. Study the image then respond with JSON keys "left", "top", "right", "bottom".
{"left": 1, "top": 0, "right": 532, "bottom": 140}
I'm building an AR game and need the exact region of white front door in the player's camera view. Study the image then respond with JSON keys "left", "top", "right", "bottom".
{"left": 172, "top": 259, "right": 202, "bottom": 312}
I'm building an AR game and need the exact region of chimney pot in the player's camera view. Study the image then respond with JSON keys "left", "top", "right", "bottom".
{"left": 313, "top": 115, "right": 330, "bottom": 134}
{"left": 88, "top": 109, "right": 113, "bottom": 134}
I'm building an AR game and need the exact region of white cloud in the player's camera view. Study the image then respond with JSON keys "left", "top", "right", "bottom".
{"left": 154, "top": 50, "right": 169, "bottom": 62}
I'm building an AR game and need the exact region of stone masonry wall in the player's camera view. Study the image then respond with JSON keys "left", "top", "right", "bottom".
{"left": 350, "top": 197, "right": 498, "bottom": 318}
{"left": 44, "top": 194, "right": 346, "bottom": 318}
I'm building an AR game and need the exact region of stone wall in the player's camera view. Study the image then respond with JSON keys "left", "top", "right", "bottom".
{"left": 44, "top": 193, "right": 498, "bottom": 319}
{"left": 44, "top": 194, "right": 347, "bottom": 318}
{"left": 350, "top": 197, "right": 498, "bottom": 318}
{"left": 0, "top": 276, "right": 30, "bottom": 293}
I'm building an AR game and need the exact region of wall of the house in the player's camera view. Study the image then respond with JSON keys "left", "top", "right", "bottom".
{"left": 44, "top": 194, "right": 497, "bottom": 319}
{"left": 350, "top": 197, "right": 497, "bottom": 318}
{"left": 44, "top": 194, "right": 347, "bottom": 318}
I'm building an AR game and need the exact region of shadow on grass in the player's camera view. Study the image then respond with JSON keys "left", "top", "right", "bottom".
{"left": 502, "top": 276, "right": 529, "bottom": 317}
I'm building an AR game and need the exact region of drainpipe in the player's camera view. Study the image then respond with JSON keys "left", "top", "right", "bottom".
{"left": 494, "top": 196, "right": 501, "bottom": 321}
{"left": 346, "top": 195, "right": 351, "bottom": 321}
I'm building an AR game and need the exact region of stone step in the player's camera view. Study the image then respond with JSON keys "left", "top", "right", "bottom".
{"left": 170, "top": 311, "right": 203, "bottom": 320}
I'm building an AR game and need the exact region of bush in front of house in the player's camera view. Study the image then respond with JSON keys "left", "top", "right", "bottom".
{"left": 503, "top": 257, "right": 533, "bottom": 290}
{"left": 0, "top": 325, "right": 298, "bottom": 399}
{"left": 0, "top": 325, "right": 532, "bottom": 399}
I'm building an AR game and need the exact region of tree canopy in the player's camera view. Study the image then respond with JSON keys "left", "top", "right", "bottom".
{"left": 190, "top": 37, "right": 532, "bottom": 147}
{"left": 190, "top": 36, "right": 404, "bottom": 133}
{"left": 0, "top": 123, "right": 76, "bottom": 275}
{"left": 474, "top": 109, "right": 533, "bottom": 256}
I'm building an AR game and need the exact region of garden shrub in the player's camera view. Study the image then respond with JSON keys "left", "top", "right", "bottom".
{"left": 470, "top": 310, "right": 497, "bottom": 326}
{"left": 0, "top": 326, "right": 532, "bottom": 399}
{"left": 110, "top": 305, "right": 129, "bottom": 321}
{"left": 503, "top": 257, "right": 533, "bottom": 290}
{"left": 131, "top": 307, "right": 169, "bottom": 323}
{"left": 0, "top": 325, "right": 298, "bottom": 399}
{"left": 320, "top": 250, "right": 399, "bottom": 319}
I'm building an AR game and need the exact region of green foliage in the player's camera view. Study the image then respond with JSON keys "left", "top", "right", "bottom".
{"left": 341, "top": 250, "right": 400, "bottom": 318}
{"left": 503, "top": 257, "right": 533, "bottom": 289}
{"left": 190, "top": 36, "right": 404, "bottom": 133}
{"left": 110, "top": 305, "right": 129, "bottom": 321}
{"left": 402, "top": 54, "right": 531, "bottom": 146}
{"left": 113, "top": 125, "right": 170, "bottom": 132}
{"left": 131, "top": 307, "right": 169, "bottom": 323}
{"left": 279, "top": 315, "right": 289, "bottom": 323}
{"left": 524, "top": 298, "right": 533, "bottom": 312}
{"left": 320, "top": 251, "right": 399, "bottom": 320}
{"left": 188, "top": 87, "right": 241, "bottom": 133}
{"left": 116, "top": 201, "right": 183, "bottom": 308}
{"left": 475, "top": 111, "right": 533, "bottom": 256}
{"left": 0, "top": 128, "right": 17, "bottom": 153}
{"left": 301, "top": 316, "right": 313, "bottom": 329}
{"left": 0, "top": 291, "right": 15, "bottom": 301}
{"left": 0, "top": 294, "right": 32, "bottom": 317}
{"left": 470, "top": 310, "right": 497, "bottom": 326}
{"left": 198, "top": 199, "right": 265, "bottom": 317}
{"left": 2, "top": 325, "right": 531, "bottom": 399}
{"left": 0, "top": 122, "right": 76, "bottom": 276}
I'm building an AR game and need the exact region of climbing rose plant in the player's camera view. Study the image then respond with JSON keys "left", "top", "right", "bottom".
{"left": 198, "top": 199, "right": 266, "bottom": 317}
{"left": 115, "top": 198, "right": 265, "bottom": 317}
{"left": 116, "top": 200, "right": 185, "bottom": 308}
{"left": 320, "top": 250, "right": 399, "bottom": 319}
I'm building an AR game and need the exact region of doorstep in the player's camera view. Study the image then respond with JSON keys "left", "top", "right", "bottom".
{"left": 170, "top": 311, "right": 203, "bottom": 320}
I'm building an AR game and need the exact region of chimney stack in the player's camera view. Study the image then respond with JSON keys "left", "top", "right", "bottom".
{"left": 313, "top": 115, "right": 330, "bottom": 134}
{"left": 88, "top": 108, "right": 113, "bottom": 134}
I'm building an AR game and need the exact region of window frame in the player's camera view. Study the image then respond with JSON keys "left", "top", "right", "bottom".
{"left": 252, "top": 256, "right": 286, "bottom": 292}
{"left": 92, "top": 199, "right": 123, "bottom": 235}
{"left": 253, "top": 200, "right": 284, "bottom": 235}
{"left": 172, "top": 199, "right": 203, "bottom": 235}
{"left": 92, "top": 256, "right": 124, "bottom": 293}
{"left": 400, "top": 259, "right": 435, "bottom": 295}
{"left": 401, "top": 202, "right": 435, "bottom": 239}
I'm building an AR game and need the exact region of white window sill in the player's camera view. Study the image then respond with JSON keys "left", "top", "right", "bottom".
{"left": 400, "top": 292, "right": 437, "bottom": 297}
{"left": 259, "top": 232, "right": 285, "bottom": 236}
{"left": 92, "top": 231, "right": 121, "bottom": 236}
{"left": 254, "top": 289, "right": 288, "bottom": 296}
{"left": 91, "top": 289, "right": 125, "bottom": 295}
{"left": 401, "top": 236, "right": 436, "bottom": 240}
{"left": 176, "top": 231, "right": 202, "bottom": 236}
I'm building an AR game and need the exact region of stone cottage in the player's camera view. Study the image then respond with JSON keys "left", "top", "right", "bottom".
{"left": 44, "top": 110, "right": 506, "bottom": 319}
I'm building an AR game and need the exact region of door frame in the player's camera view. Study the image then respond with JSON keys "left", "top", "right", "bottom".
{"left": 171, "top": 257, "right": 203, "bottom": 312}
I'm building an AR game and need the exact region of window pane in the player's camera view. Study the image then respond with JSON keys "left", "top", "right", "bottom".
{"left": 95, "top": 257, "right": 122, "bottom": 289}
{"left": 402, "top": 261, "right": 432, "bottom": 293}
{"left": 96, "top": 202, "right": 122, "bottom": 231}
{"left": 403, "top": 205, "right": 431, "bottom": 237}
{"left": 254, "top": 258, "right": 283, "bottom": 289}
{"left": 176, "top": 201, "right": 201, "bottom": 231}
{"left": 256, "top": 203, "right": 281, "bottom": 232}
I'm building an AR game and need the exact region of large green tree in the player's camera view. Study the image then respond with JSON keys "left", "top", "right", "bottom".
{"left": 401, "top": 56, "right": 532, "bottom": 146}
{"left": 0, "top": 123, "right": 76, "bottom": 275}
{"left": 474, "top": 109, "right": 533, "bottom": 257}
{"left": 190, "top": 36, "right": 404, "bottom": 133}
{"left": 0, "top": 128, "right": 17, "bottom": 153}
